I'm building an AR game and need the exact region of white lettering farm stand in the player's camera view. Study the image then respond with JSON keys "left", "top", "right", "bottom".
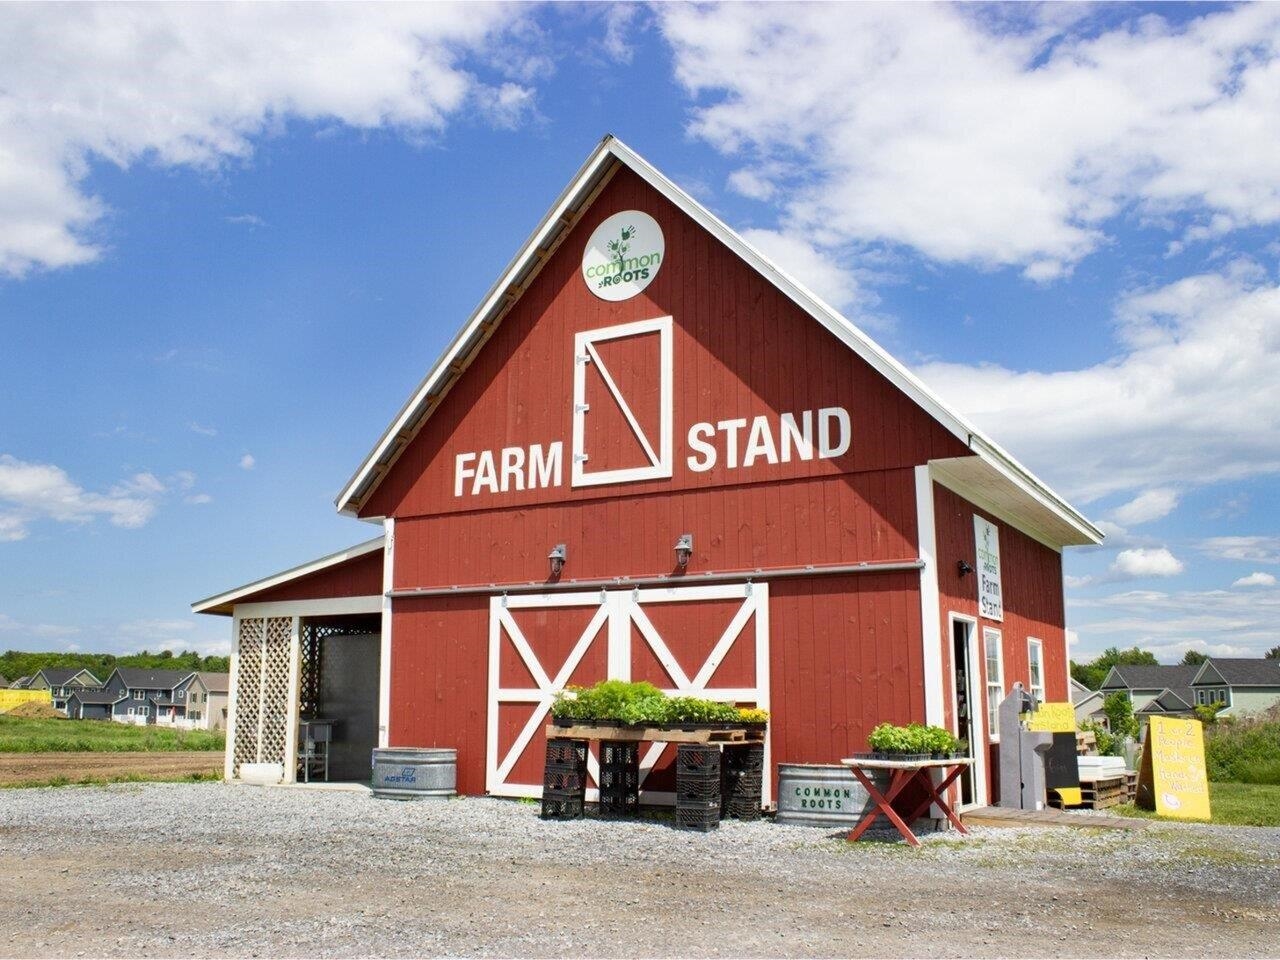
{"left": 839, "top": 756, "right": 973, "bottom": 847}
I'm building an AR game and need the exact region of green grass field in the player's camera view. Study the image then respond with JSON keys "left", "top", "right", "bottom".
{"left": 1117, "top": 782, "right": 1280, "bottom": 828}
{"left": 0, "top": 716, "right": 225, "bottom": 753}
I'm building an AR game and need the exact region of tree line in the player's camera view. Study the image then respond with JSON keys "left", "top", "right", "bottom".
{"left": 1072, "top": 644, "right": 1280, "bottom": 691}
{"left": 0, "top": 649, "right": 230, "bottom": 684}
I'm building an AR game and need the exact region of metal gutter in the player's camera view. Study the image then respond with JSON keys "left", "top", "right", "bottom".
{"left": 387, "top": 559, "right": 924, "bottom": 599}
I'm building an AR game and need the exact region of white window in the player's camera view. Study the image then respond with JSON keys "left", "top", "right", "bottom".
{"left": 176, "top": 690, "right": 185, "bottom": 700}
{"left": 1196, "top": 690, "right": 1206, "bottom": 705}
{"left": 983, "top": 628, "right": 1004, "bottom": 740}
{"left": 190, "top": 711, "right": 201, "bottom": 721}
{"left": 1027, "top": 638, "right": 1045, "bottom": 703}
{"left": 127, "top": 707, "right": 135, "bottom": 716}
{"left": 1217, "top": 689, "right": 1227, "bottom": 704}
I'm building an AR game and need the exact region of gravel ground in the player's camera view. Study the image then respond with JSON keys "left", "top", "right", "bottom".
{"left": 1, "top": 782, "right": 1277, "bottom": 958}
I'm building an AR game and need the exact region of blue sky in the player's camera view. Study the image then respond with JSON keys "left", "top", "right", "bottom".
{"left": 1, "top": 3, "right": 1278, "bottom": 664}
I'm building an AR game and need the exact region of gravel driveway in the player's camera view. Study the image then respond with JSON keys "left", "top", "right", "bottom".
{"left": 1, "top": 782, "right": 1277, "bottom": 958}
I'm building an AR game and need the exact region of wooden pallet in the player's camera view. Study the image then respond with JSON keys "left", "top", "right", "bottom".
{"left": 545, "top": 724, "right": 764, "bottom": 744}
{"left": 1051, "top": 773, "right": 1129, "bottom": 811}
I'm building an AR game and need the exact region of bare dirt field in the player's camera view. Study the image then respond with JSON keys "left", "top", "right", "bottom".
{"left": 1, "top": 782, "right": 1277, "bottom": 958}
{"left": 0, "top": 751, "right": 220, "bottom": 786}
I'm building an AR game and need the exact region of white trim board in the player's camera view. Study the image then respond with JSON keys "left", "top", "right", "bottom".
{"left": 332, "top": 135, "right": 1101, "bottom": 550}
{"left": 232, "top": 597, "right": 382, "bottom": 619}
{"left": 192, "top": 538, "right": 385, "bottom": 615}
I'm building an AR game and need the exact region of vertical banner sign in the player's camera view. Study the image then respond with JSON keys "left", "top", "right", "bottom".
{"left": 1027, "top": 702, "right": 1081, "bottom": 807}
{"left": 1136, "top": 716, "right": 1212, "bottom": 820}
{"left": 973, "top": 516, "right": 1004, "bottom": 621}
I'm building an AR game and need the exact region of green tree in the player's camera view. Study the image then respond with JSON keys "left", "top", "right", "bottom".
{"left": 1181, "top": 650, "right": 1209, "bottom": 666}
{"left": 1266, "top": 646, "right": 1280, "bottom": 660}
{"left": 1102, "top": 690, "right": 1139, "bottom": 741}
{"left": 1070, "top": 646, "right": 1159, "bottom": 691}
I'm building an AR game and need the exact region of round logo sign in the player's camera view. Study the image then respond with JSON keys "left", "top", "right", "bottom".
{"left": 581, "top": 210, "right": 664, "bottom": 302}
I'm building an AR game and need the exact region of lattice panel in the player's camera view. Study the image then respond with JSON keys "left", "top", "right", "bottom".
{"left": 232, "top": 618, "right": 264, "bottom": 775}
{"left": 299, "top": 624, "right": 321, "bottom": 720}
{"left": 258, "top": 617, "right": 293, "bottom": 768}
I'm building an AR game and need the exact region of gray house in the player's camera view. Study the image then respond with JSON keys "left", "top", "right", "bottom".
{"left": 66, "top": 688, "right": 122, "bottom": 720}
{"left": 1190, "top": 659, "right": 1280, "bottom": 716}
{"left": 100, "top": 668, "right": 195, "bottom": 725}
{"left": 28, "top": 668, "right": 104, "bottom": 714}
{"left": 1099, "top": 664, "right": 1199, "bottom": 716}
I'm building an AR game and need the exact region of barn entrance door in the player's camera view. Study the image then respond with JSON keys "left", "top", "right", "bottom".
{"left": 486, "top": 583, "right": 770, "bottom": 804}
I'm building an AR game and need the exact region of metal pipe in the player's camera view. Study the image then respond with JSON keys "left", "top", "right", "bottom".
{"left": 387, "top": 559, "right": 924, "bottom": 599}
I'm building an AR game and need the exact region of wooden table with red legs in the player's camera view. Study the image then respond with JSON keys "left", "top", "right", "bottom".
{"left": 839, "top": 757, "right": 974, "bottom": 847}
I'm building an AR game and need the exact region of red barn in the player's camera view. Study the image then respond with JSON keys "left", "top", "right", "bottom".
{"left": 194, "top": 136, "right": 1100, "bottom": 809}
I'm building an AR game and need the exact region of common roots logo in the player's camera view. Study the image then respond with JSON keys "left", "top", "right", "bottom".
{"left": 582, "top": 210, "right": 664, "bottom": 302}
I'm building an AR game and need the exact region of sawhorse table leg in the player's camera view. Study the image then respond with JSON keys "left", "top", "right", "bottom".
{"left": 846, "top": 767, "right": 923, "bottom": 846}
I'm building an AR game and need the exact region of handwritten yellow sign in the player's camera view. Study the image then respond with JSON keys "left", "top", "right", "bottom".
{"left": 0, "top": 689, "right": 52, "bottom": 713}
{"left": 1137, "top": 715, "right": 1211, "bottom": 820}
{"left": 1025, "top": 701, "right": 1076, "bottom": 733}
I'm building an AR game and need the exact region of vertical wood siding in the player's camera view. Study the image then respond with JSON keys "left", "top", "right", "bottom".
{"left": 232, "top": 550, "right": 383, "bottom": 605}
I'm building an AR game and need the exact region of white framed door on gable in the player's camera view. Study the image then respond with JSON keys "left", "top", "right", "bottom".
{"left": 486, "top": 582, "right": 770, "bottom": 805}
{"left": 571, "top": 316, "right": 673, "bottom": 487}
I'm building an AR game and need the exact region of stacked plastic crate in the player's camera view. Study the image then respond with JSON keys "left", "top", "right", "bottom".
{"left": 540, "top": 737, "right": 588, "bottom": 819}
{"left": 722, "top": 743, "right": 764, "bottom": 821}
{"left": 598, "top": 740, "right": 640, "bottom": 816}
{"left": 675, "top": 743, "right": 722, "bottom": 831}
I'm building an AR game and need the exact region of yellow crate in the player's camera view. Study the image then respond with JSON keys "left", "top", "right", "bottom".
{"left": 0, "top": 689, "right": 53, "bottom": 712}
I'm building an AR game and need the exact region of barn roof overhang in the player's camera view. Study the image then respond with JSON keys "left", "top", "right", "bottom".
{"left": 334, "top": 135, "right": 1102, "bottom": 550}
{"left": 191, "top": 537, "right": 384, "bottom": 616}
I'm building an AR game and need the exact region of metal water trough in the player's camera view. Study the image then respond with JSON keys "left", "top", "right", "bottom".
{"left": 371, "top": 747, "right": 457, "bottom": 800}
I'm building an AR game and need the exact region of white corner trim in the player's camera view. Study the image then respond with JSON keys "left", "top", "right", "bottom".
{"left": 284, "top": 617, "right": 301, "bottom": 785}
{"left": 378, "top": 518, "right": 394, "bottom": 749}
{"left": 192, "top": 537, "right": 385, "bottom": 614}
{"left": 916, "top": 466, "right": 944, "bottom": 728}
{"left": 224, "top": 618, "right": 240, "bottom": 781}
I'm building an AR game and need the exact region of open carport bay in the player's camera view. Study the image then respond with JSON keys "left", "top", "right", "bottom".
{"left": 1, "top": 783, "right": 1277, "bottom": 958}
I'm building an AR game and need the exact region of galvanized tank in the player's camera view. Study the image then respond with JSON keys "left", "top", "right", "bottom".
{"left": 371, "top": 747, "right": 457, "bottom": 800}
{"left": 775, "top": 763, "right": 882, "bottom": 827}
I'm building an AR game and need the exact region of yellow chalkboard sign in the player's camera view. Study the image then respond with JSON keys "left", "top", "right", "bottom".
{"left": 1136, "top": 716, "right": 1211, "bottom": 820}
{"left": 1025, "top": 701, "right": 1076, "bottom": 733}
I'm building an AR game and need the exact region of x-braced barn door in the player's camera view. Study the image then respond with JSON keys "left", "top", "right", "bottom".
{"left": 486, "top": 583, "right": 770, "bottom": 805}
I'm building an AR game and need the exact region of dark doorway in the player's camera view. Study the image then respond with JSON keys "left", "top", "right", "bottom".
{"left": 951, "top": 618, "right": 977, "bottom": 807}
{"left": 301, "top": 616, "right": 381, "bottom": 783}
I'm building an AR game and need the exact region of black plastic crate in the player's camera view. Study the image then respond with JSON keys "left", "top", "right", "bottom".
{"left": 598, "top": 766, "right": 640, "bottom": 791}
{"left": 540, "top": 790, "right": 585, "bottom": 820}
{"left": 676, "top": 799, "right": 721, "bottom": 832}
{"left": 599, "top": 740, "right": 639, "bottom": 768}
{"left": 723, "top": 744, "right": 764, "bottom": 773}
{"left": 542, "top": 767, "right": 586, "bottom": 793}
{"left": 545, "top": 738, "right": 588, "bottom": 767}
{"left": 676, "top": 743, "right": 721, "bottom": 770}
{"left": 598, "top": 789, "right": 640, "bottom": 816}
{"left": 676, "top": 776, "right": 722, "bottom": 801}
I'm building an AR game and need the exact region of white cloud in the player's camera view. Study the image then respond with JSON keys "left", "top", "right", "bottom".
{"left": 739, "top": 228, "right": 871, "bottom": 315}
{"left": 0, "top": 3, "right": 539, "bottom": 276}
{"left": 188, "top": 422, "right": 218, "bottom": 437}
{"left": 916, "top": 267, "right": 1280, "bottom": 501}
{"left": 660, "top": 4, "right": 1280, "bottom": 275}
{"left": 0, "top": 454, "right": 166, "bottom": 538}
{"left": 185, "top": 493, "right": 213, "bottom": 506}
{"left": 224, "top": 214, "right": 265, "bottom": 228}
{"left": 1070, "top": 585, "right": 1280, "bottom": 660}
{"left": 1202, "top": 536, "right": 1280, "bottom": 564}
{"left": 1112, "top": 547, "right": 1184, "bottom": 579}
{"left": 1110, "top": 489, "right": 1179, "bottom": 526}
{"left": 239, "top": 454, "right": 256, "bottom": 471}
{"left": 1233, "top": 571, "right": 1277, "bottom": 588}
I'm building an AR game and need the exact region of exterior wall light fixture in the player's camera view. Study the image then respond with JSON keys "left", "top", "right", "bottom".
{"left": 957, "top": 560, "right": 974, "bottom": 577}
{"left": 548, "top": 544, "right": 567, "bottom": 578}
{"left": 674, "top": 534, "right": 694, "bottom": 569}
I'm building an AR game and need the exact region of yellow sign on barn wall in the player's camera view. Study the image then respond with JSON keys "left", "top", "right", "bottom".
{"left": 0, "top": 689, "right": 53, "bottom": 713}
{"left": 1136, "top": 716, "right": 1211, "bottom": 820}
{"left": 1025, "top": 701, "right": 1076, "bottom": 733}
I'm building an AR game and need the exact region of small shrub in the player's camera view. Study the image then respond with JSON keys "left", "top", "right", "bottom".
{"left": 1204, "top": 707, "right": 1280, "bottom": 784}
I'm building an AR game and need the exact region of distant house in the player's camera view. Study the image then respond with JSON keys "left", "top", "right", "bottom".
{"left": 1190, "top": 659, "right": 1280, "bottom": 717}
{"left": 92, "top": 667, "right": 230, "bottom": 730}
{"left": 66, "top": 688, "right": 122, "bottom": 720}
{"left": 27, "top": 668, "right": 104, "bottom": 714}
{"left": 1099, "top": 664, "right": 1199, "bottom": 722}
{"left": 9, "top": 676, "right": 33, "bottom": 690}
{"left": 0, "top": 675, "right": 8, "bottom": 689}
{"left": 1071, "top": 678, "right": 1108, "bottom": 728}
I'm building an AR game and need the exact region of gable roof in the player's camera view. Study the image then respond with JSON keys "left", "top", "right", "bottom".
{"left": 334, "top": 135, "right": 1101, "bottom": 550}
{"left": 111, "top": 668, "right": 193, "bottom": 691}
{"left": 197, "top": 672, "right": 230, "bottom": 694}
{"left": 1101, "top": 664, "right": 1199, "bottom": 692}
{"left": 1137, "top": 687, "right": 1195, "bottom": 714}
{"left": 191, "top": 536, "right": 384, "bottom": 615}
{"left": 68, "top": 688, "right": 123, "bottom": 705}
{"left": 35, "top": 667, "right": 102, "bottom": 688}
{"left": 1193, "top": 658, "right": 1280, "bottom": 687}
{"left": 10, "top": 676, "right": 32, "bottom": 689}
